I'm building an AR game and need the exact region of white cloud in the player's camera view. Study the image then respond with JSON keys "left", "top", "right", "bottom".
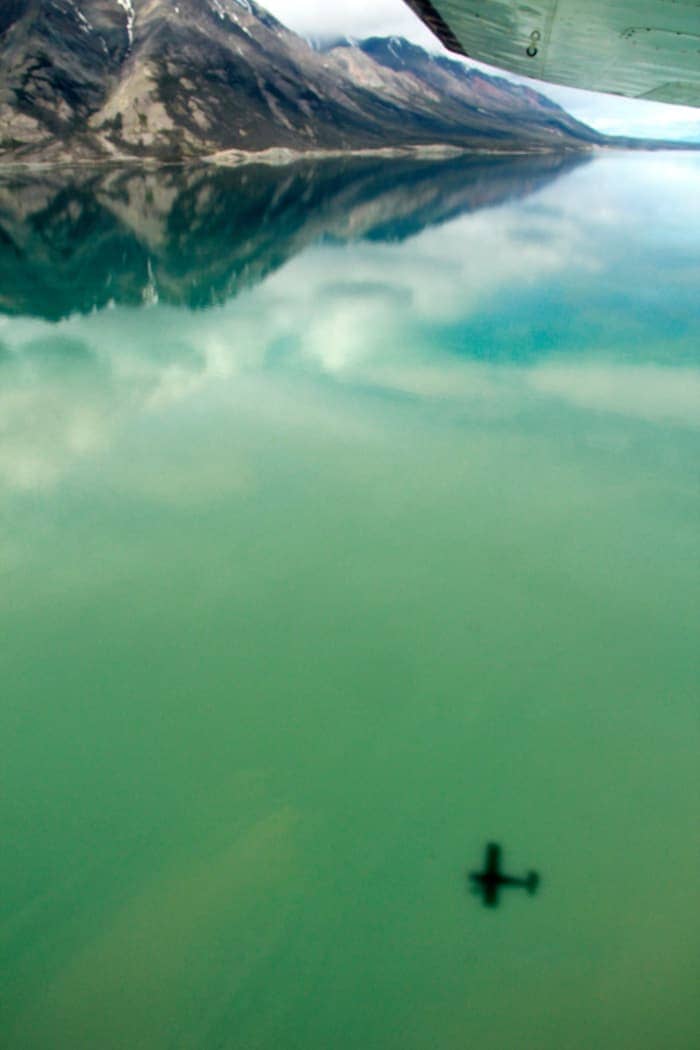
{"left": 263, "top": 0, "right": 436, "bottom": 47}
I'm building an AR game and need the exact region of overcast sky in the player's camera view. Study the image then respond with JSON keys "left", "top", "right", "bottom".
{"left": 263, "top": 0, "right": 699, "bottom": 141}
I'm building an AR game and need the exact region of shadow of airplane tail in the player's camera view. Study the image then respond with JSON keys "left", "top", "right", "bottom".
{"left": 526, "top": 871, "right": 540, "bottom": 895}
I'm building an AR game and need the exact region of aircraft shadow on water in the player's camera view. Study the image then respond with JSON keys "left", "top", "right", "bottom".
{"left": 469, "top": 843, "right": 540, "bottom": 908}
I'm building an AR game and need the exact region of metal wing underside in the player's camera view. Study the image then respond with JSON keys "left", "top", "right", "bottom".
{"left": 403, "top": 0, "right": 700, "bottom": 107}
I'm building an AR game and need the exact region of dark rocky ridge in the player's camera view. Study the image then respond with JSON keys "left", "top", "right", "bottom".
{"left": 0, "top": 151, "right": 587, "bottom": 318}
{"left": 0, "top": 0, "right": 607, "bottom": 162}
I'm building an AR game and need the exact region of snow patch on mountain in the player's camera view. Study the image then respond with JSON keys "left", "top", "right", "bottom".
{"left": 116, "top": 0, "right": 134, "bottom": 47}
{"left": 66, "top": 0, "right": 92, "bottom": 34}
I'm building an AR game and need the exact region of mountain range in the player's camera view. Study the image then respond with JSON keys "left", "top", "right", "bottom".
{"left": 0, "top": 0, "right": 611, "bottom": 163}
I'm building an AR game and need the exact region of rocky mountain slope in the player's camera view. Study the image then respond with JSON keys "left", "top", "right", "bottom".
{"left": 0, "top": 152, "right": 586, "bottom": 317}
{"left": 0, "top": 0, "right": 605, "bottom": 162}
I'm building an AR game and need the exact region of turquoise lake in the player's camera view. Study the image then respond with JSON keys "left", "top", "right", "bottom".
{"left": 0, "top": 151, "right": 698, "bottom": 1048}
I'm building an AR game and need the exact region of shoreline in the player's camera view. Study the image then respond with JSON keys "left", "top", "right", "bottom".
{"left": 0, "top": 142, "right": 594, "bottom": 173}
{"left": 1, "top": 138, "right": 698, "bottom": 173}
{"left": 202, "top": 143, "right": 587, "bottom": 167}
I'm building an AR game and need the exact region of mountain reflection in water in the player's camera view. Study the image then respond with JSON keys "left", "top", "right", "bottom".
{"left": 0, "top": 153, "right": 585, "bottom": 319}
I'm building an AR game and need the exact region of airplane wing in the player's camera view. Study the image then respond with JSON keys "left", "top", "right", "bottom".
{"left": 402, "top": 1, "right": 700, "bottom": 107}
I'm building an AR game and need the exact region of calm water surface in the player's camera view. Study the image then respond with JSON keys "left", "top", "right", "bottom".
{"left": 1, "top": 152, "right": 699, "bottom": 1049}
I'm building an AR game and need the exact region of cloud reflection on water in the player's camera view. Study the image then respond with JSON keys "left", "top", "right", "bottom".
{"left": 0, "top": 152, "right": 698, "bottom": 498}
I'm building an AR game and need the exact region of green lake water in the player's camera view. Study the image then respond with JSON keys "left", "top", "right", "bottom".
{"left": 1, "top": 151, "right": 698, "bottom": 1048}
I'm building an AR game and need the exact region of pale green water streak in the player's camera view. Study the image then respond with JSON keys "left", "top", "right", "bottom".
{"left": 0, "top": 152, "right": 698, "bottom": 1049}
